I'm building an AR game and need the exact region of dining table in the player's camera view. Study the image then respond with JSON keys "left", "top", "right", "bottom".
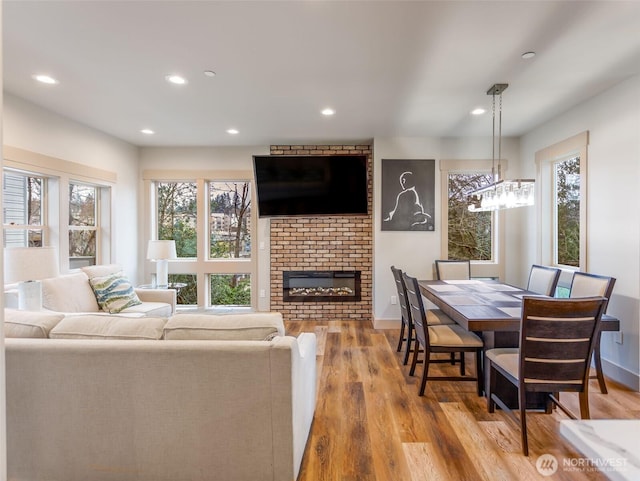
{"left": 418, "top": 279, "right": 620, "bottom": 410}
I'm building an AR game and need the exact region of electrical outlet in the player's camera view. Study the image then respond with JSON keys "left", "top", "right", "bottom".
{"left": 391, "top": 295, "right": 397, "bottom": 305}
{"left": 614, "top": 331, "right": 623, "bottom": 345}
{"left": 259, "top": 289, "right": 266, "bottom": 298}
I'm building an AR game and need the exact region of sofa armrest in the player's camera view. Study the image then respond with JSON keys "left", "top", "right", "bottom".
{"left": 135, "top": 288, "right": 177, "bottom": 314}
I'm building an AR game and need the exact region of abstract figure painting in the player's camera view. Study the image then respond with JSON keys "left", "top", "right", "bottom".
{"left": 382, "top": 159, "right": 435, "bottom": 231}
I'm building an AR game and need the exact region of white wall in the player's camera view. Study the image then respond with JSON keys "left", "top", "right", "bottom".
{"left": 2, "top": 94, "right": 141, "bottom": 281}
{"left": 373, "top": 136, "right": 521, "bottom": 324}
{"left": 519, "top": 75, "right": 640, "bottom": 389}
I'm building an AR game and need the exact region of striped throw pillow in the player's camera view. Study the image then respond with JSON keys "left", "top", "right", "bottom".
{"left": 89, "top": 272, "right": 142, "bottom": 313}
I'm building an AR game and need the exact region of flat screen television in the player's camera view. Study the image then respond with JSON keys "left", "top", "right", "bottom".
{"left": 253, "top": 155, "right": 368, "bottom": 217}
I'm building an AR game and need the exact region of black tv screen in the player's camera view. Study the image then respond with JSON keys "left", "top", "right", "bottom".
{"left": 253, "top": 155, "right": 368, "bottom": 217}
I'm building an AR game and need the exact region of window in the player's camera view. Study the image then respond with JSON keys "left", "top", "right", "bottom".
{"left": 447, "top": 173, "right": 493, "bottom": 260}
{"left": 554, "top": 156, "right": 580, "bottom": 267}
{"left": 536, "top": 131, "right": 588, "bottom": 274}
{"left": 4, "top": 147, "right": 115, "bottom": 270}
{"left": 3, "top": 171, "right": 45, "bottom": 247}
{"left": 69, "top": 182, "right": 98, "bottom": 267}
{"left": 156, "top": 182, "right": 198, "bottom": 257}
{"left": 209, "top": 181, "right": 251, "bottom": 259}
{"left": 440, "top": 159, "right": 505, "bottom": 279}
{"left": 146, "top": 173, "right": 255, "bottom": 310}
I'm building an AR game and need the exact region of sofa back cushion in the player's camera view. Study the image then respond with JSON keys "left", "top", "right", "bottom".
{"left": 4, "top": 309, "right": 65, "bottom": 338}
{"left": 49, "top": 315, "right": 167, "bottom": 340}
{"left": 42, "top": 272, "right": 100, "bottom": 312}
{"left": 163, "top": 312, "right": 285, "bottom": 341}
{"left": 81, "top": 264, "right": 122, "bottom": 279}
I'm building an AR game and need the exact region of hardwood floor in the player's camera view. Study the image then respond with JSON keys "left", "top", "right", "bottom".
{"left": 285, "top": 320, "right": 640, "bottom": 481}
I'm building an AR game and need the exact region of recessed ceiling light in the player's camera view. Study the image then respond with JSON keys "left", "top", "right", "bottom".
{"left": 321, "top": 108, "right": 336, "bottom": 116}
{"left": 471, "top": 108, "right": 486, "bottom": 115}
{"left": 226, "top": 129, "right": 239, "bottom": 135}
{"left": 32, "top": 74, "right": 59, "bottom": 85}
{"left": 140, "top": 129, "right": 155, "bottom": 135}
{"left": 204, "top": 70, "right": 216, "bottom": 78}
{"left": 165, "top": 74, "right": 188, "bottom": 85}
{"left": 521, "top": 51, "right": 536, "bottom": 59}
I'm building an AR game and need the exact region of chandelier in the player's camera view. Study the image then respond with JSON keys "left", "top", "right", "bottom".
{"left": 467, "top": 83, "right": 535, "bottom": 212}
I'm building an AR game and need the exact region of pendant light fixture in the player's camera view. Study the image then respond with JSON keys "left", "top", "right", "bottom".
{"left": 467, "top": 83, "right": 535, "bottom": 212}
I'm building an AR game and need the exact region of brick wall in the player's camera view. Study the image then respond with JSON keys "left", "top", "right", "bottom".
{"left": 269, "top": 144, "right": 373, "bottom": 321}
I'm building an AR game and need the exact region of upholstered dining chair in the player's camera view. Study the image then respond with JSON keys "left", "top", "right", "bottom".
{"left": 391, "top": 266, "right": 455, "bottom": 365}
{"left": 403, "top": 272, "right": 483, "bottom": 397}
{"left": 486, "top": 296, "right": 607, "bottom": 456}
{"left": 569, "top": 272, "right": 617, "bottom": 394}
{"left": 435, "top": 259, "right": 471, "bottom": 281}
{"left": 526, "top": 264, "right": 561, "bottom": 296}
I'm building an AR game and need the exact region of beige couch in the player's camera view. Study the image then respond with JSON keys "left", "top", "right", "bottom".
{"left": 5, "top": 263, "right": 176, "bottom": 318}
{"left": 4, "top": 312, "right": 317, "bottom": 481}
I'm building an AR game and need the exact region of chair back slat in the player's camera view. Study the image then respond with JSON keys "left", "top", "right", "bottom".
{"left": 435, "top": 260, "right": 470, "bottom": 280}
{"left": 527, "top": 265, "right": 561, "bottom": 296}
{"left": 402, "top": 273, "right": 429, "bottom": 346}
{"left": 519, "top": 296, "right": 607, "bottom": 391}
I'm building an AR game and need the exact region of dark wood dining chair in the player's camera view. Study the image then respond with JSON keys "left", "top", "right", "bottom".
{"left": 434, "top": 259, "right": 471, "bottom": 281}
{"left": 403, "top": 272, "right": 483, "bottom": 396}
{"left": 526, "top": 264, "right": 561, "bottom": 296}
{"left": 569, "top": 271, "right": 617, "bottom": 394}
{"left": 486, "top": 296, "right": 607, "bottom": 456}
{"left": 391, "top": 266, "right": 455, "bottom": 365}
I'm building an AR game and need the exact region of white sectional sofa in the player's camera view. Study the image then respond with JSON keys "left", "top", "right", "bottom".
{"left": 3, "top": 311, "right": 317, "bottom": 481}
{"left": 4, "top": 263, "right": 176, "bottom": 318}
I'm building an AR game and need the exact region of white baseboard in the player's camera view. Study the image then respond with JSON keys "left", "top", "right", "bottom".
{"left": 373, "top": 318, "right": 401, "bottom": 329}
{"left": 603, "top": 358, "right": 640, "bottom": 391}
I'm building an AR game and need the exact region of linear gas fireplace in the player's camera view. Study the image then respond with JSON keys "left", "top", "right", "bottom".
{"left": 283, "top": 271, "right": 361, "bottom": 302}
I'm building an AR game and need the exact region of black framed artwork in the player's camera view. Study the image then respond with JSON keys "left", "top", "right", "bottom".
{"left": 381, "top": 159, "right": 435, "bottom": 231}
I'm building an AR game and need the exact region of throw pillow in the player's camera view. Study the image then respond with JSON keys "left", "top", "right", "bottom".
{"left": 81, "top": 264, "right": 123, "bottom": 279}
{"left": 89, "top": 272, "right": 142, "bottom": 313}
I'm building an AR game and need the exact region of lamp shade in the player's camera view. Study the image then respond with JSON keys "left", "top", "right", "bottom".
{"left": 4, "top": 246, "right": 59, "bottom": 284}
{"left": 146, "top": 240, "right": 177, "bottom": 260}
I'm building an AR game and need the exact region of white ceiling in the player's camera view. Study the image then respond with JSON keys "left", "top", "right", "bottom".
{"left": 4, "top": 1, "right": 640, "bottom": 147}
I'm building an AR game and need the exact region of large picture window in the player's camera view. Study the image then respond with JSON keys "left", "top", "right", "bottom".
{"left": 440, "top": 159, "right": 505, "bottom": 279}
{"left": 146, "top": 173, "right": 255, "bottom": 310}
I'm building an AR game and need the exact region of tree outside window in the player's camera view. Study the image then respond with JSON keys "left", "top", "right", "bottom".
{"left": 555, "top": 156, "right": 580, "bottom": 267}
{"left": 447, "top": 173, "right": 493, "bottom": 260}
{"left": 3, "top": 172, "right": 44, "bottom": 247}
{"left": 157, "top": 182, "right": 197, "bottom": 257}
{"left": 69, "top": 182, "right": 97, "bottom": 266}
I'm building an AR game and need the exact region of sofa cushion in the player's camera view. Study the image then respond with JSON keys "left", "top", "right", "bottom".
{"left": 49, "top": 315, "right": 167, "bottom": 340}
{"left": 42, "top": 272, "right": 100, "bottom": 313}
{"left": 89, "top": 272, "right": 142, "bottom": 314}
{"left": 163, "top": 312, "right": 285, "bottom": 341}
{"left": 81, "top": 264, "right": 122, "bottom": 279}
{"left": 4, "top": 309, "right": 65, "bottom": 338}
{"left": 120, "top": 301, "right": 173, "bottom": 318}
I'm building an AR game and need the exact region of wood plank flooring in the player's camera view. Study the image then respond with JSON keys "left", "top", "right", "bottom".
{"left": 285, "top": 320, "right": 640, "bottom": 481}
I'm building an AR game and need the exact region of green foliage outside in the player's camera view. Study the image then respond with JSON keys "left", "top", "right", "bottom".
{"left": 448, "top": 173, "right": 493, "bottom": 261}
{"left": 157, "top": 181, "right": 251, "bottom": 306}
{"left": 555, "top": 157, "right": 580, "bottom": 267}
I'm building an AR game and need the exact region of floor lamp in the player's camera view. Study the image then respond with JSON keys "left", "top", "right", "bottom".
{"left": 4, "top": 246, "right": 59, "bottom": 310}
{"left": 146, "top": 240, "right": 177, "bottom": 288}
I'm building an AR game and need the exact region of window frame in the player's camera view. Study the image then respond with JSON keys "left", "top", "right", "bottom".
{"left": 143, "top": 169, "right": 256, "bottom": 310}
{"left": 440, "top": 159, "right": 506, "bottom": 280}
{"left": 3, "top": 146, "right": 115, "bottom": 270}
{"left": 3, "top": 169, "right": 48, "bottom": 247}
{"left": 535, "top": 131, "right": 589, "bottom": 281}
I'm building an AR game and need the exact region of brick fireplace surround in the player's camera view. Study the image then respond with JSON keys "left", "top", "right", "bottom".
{"left": 269, "top": 144, "right": 373, "bottom": 321}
